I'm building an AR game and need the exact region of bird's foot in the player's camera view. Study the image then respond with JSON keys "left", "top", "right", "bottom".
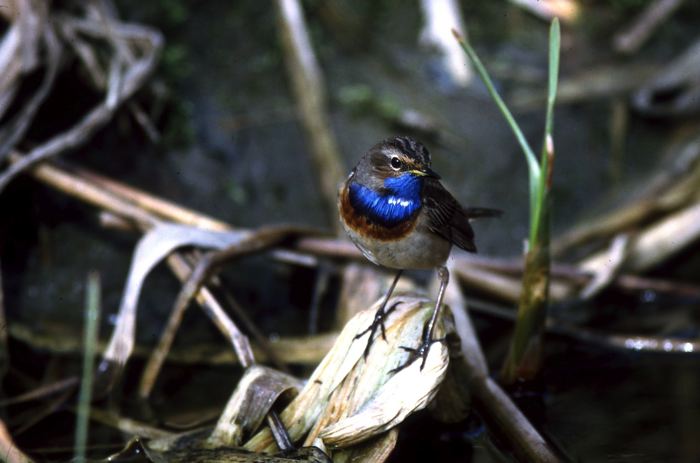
{"left": 390, "top": 323, "right": 446, "bottom": 373}
{"left": 354, "top": 301, "right": 400, "bottom": 358}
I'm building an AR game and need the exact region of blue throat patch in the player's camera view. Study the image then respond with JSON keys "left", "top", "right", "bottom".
{"left": 349, "top": 173, "right": 422, "bottom": 227}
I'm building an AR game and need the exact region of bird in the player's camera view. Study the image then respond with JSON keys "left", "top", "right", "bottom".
{"left": 338, "top": 136, "right": 501, "bottom": 369}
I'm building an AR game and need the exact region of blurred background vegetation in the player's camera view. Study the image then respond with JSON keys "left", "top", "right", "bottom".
{"left": 2, "top": 0, "right": 700, "bottom": 461}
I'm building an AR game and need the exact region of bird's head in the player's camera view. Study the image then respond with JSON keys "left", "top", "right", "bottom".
{"left": 352, "top": 136, "right": 440, "bottom": 191}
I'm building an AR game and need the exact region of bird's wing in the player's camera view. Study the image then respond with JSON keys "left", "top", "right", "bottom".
{"left": 422, "top": 179, "right": 501, "bottom": 253}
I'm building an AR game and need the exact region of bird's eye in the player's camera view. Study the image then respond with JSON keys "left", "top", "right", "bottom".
{"left": 390, "top": 157, "right": 402, "bottom": 170}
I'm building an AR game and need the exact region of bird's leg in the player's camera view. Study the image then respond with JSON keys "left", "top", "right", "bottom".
{"left": 392, "top": 266, "right": 449, "bottom": 372}
{"left": 354, "top": 270, "right": 403, "bottom": 358}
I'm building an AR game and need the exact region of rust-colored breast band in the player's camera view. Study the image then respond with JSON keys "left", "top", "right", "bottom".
{"left": 339, "top": 184, "right": 417, "bottom": 241}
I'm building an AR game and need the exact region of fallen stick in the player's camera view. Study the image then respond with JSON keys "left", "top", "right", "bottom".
{"left": 613, "top": 0, "right": 685, "bottom": 54}
{"left": 6, "top": 320, "right": 336, "bottom": 366}
{"left": 19, "top": 156, "right": 700, "bottom": 308}
{"left": 439, "top": 269, "right": 561, "bottom": 463}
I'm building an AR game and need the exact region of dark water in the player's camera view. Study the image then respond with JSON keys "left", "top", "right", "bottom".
{"left": 2, "top": 1, "right": 700, "bottom": 461}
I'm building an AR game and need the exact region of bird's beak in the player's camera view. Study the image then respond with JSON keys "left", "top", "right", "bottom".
{"left": 410, "top": 167, "right": 441, "bottom": 179}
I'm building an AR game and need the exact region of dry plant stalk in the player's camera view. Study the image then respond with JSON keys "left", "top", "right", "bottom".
{"left": 418, "top": 0, "right": 472, "bottom": 86}
{"left": 577, "top": 141, "right": 700, "bottom": 281}
{"left": 238, "top": 296, "right": 450, "bottom": 461}
{"left": 581, "top": 202, "right": 700, "bottom": 274}
{"left": 276, "top": 0, "right": 345, "bottom": 227}
{"left": 208, "top": 366, "right": 305, "bottom": 448}
{"left": 0, "top": 0, "right": 45, "bottom": 120}
{"left": 5, "top": 318, "right": 337, "bottom": 366}
{"left": 553, "top": 133, "right": 700, "bottom": 256}
{"left": 438, "top": 268, "right": 560, "bottom": 463}
{"left": 0, "top": 1, "right": 163, "bottom": 193}
{"left": 614, "top": 0, "right": 685, "bottom": 54}
{"left": 17, "top": 154, "right": 700, "bottom": 322}
{"left": 88, "top": 409, "right": 175, "bottom": 440}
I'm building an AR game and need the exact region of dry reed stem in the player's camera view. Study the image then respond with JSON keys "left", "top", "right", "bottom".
{"left": 0, "top": 19, "right": 61, "bottom": 162}
{"left": 552, "top": 158, "right": 699, "bottom": 256}
{"left": 613, "top": 0, "right": 685, "bottom": 54}
{"left": 418, "top": 0, "right": 472, "bottom": 86}
{"left": 581, "top": 202, "right": 700, "bottom": 274}
{"left": 76, "top": 167, "right": 232, "bottom": 231}
{"left": 0, "top": 0, "right": 43, "bottom": 119}
{"left": 208, "top": 366, "right": 304, "bottom": 447}
{"left": 463, "top": 254, "right": 700, "bottom": 299}
{"left": 8, "top": 160, "right": 289, "bottom": 445}
{"left": 0, "top": 378, "right": 77, "bottom": 409}
{"left": 244, "top": 297, "right": 449, "bottom": 461}
{"left": 439, "top": 266, "right": 561, "bottom": 463}
{"left": 326, "top": 429, "right": 398, "bottom": 463}
{"left": 18, "top": 156, "right": 700, "bottom": 310}
{"left": 5, "top": 319, "right": 336, "bottom": 366}
{"left": 467, "top": 297, "right": 700, "bottom": 355}
{"left": 276, "top": 0, "right": 346, "bottom": 228}
{"left": 88, "top": 409, "right": 174, "bottom": 440}
{"left": 138, "top": 225, "right": 317, "bottom": 398}
{"left": 17, "top": 156, "right": 534, "bottom": 306}
{"left": 0, "top": 8, "right": 163, "bottom": 192}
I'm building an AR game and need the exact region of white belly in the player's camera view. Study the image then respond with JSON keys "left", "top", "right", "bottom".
{"left": 344, "top": 222, "right": 451, "bottom": 270}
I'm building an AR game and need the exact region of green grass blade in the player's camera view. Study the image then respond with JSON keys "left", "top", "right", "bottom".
{"left": 531, "top": 19, "right": 560, "bottom": 243}
{"left": 74, "top": 272, "right": 101, "bottom": 463}
{"left": 486, "top": 17, "right": 560, "bottom": 383}
{"left": 544, "top": 18, "right": 560, "bottom": 141}
{"left": 452, "top": 29, "right": 541, "bottom": 195}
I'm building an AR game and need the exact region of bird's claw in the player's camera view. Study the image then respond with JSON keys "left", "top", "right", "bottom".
{"left": 354, "top": 301, "right": 400, "bottom": 358}
{"left": 390, "top": 334, "right": 446, "bottom": 373}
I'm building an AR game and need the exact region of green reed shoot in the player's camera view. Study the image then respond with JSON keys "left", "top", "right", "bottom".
{"left": 454, "top": 19, "right": 560, "bottom": 382}
{"left": 74, "top": 272, "right": 101, "bottom": 462}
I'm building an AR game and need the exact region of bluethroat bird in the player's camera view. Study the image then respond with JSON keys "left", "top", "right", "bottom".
{"left": 339, "top": 136, "right": 501, "bottom": 369}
